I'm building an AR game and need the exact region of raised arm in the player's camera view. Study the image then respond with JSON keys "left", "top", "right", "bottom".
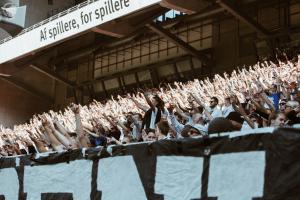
{"left": 250, "top": 98, "right": 269, "bottom": 115}
{"left": 103, "top": 113, "right": 118, "bottom": 128}
{"left": 128, "top": 94, "right": 148, "bottom": 112}
{"left": 71, "top": 105, "right": 90, "bottom": 148}
{"left": 143, "top": 92, "right": 155, "bottom": 109}
{"left": 41, "top": 117, "right": 65, "bottom": 152}
{"left": 174, "top": 104, "right": 190, "bottom": 120}
{"left": 190, "top": 93, "right": 213, "bottom": 121}
{"left": 27, "top": 130, "right": 48, "bottom": 153}
{"left": 260, "top": 92, "right": 276, "bottom": 113}
{"left": 115, "top": 118, "right": 131, "bottom": 135}
{"left": 232, "top": 97, "right": 255, "bottom": 129}
{"left": 51, "top": 118, "right": 76, "bottom": 149}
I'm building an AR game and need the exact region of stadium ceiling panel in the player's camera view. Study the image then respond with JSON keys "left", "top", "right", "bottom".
{"left": 0, "top": 76, "right": 53, "bottom": 103}
{"left": 0, "top": 0, "right": 223, "bottom": 66}
{"left": 0, "top": 0, "right": 270, "bottom": 101}
{"left": 0, "top": 0, "right": 226, "bottom": 96}
{"left": 91, "top": 5, "right": 168, "bottom": 38}
{"left": 217, "top": 0, "right": 271, "bottom": 37}
{"left": 29, "top": 63, "right": 76, "bottom": 88}
{"left": 50, "top": 5, "right": 225, "bottom": 66}
{"left": 0, "top": 0, "right": 227, "bottom": 69}
{"left": 160, "top": 0, "right": 210, "bottom": 14}
{"left": 146, "top": 22, "right": 210, "bottom": 64}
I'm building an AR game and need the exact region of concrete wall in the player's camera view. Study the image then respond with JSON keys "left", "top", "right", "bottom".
{"left": 0, "top": 0, "right": 75, "bottom": 126}
{"left": 0, "top": 79, "right": 51, "bottom": 127}
{"left": 21, "top": 0, "right": 75, "bottom": 27}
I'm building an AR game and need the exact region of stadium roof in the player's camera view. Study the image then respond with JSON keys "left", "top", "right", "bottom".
{"left": 0, "top": 0, "right": 272, "bottom": 97}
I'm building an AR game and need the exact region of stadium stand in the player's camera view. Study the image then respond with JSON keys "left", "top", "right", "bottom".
{"left": 1, "top": 1, "right": 300, "bottom": 199}
{"left": 0, "top": 53, "right": 300, "bottom": 156}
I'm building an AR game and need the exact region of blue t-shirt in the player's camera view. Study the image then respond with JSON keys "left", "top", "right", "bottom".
{"left": 89, "top": 135, "right": 107, "bottom": 146}
{"left": 269, "top": 92, "right": 281, "bottom": 111}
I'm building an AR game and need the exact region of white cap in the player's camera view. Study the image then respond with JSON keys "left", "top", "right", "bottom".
{"left": 286, "top": 101, "right": 299, "bottom": 109}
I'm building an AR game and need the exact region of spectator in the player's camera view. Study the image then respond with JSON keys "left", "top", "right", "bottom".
{"left": 270, "top": 113, "right": 288, "bottom": 127}
{"left": 1, "top": 50, "right": 300, "bottom": 157}
{"left": 142, "top": 129, "right": 157, "bottom": 142}
{"left": 155, "top": 120, "right": 169, "bottom": 140}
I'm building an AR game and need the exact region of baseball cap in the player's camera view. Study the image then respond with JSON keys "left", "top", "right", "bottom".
{"left": 286, "top": 101, "right": 299, "bottom": 109}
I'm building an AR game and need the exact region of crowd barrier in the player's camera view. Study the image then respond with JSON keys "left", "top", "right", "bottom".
{"left": 0, "top": 127, "right": 300, "bottom": 200}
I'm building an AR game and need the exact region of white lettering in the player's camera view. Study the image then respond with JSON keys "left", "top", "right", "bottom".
{"left": 24, "top": 160, "right": 92, "bottom": 200}
{"left": 208, "top": 151, "right": 265, "bottom": 200}
{"left": 0, "top": 0, "right": 161, "bottom": 64}
{"left": 0, "top": 168, "right": 19, "bottom": 200}
{"left": 155, "top": 156, "right": 203, "bottom": 200}
{"left": 97, "top": 156, "right": 147, "bottom": 200}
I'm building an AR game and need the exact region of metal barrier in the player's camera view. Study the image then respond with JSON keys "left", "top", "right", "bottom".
{"left": 0, "top": 0, "right": 98, "bottom": 45}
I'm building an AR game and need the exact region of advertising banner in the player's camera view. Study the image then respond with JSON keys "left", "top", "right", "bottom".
{"left": 0, "top": 0, "right": 161, "bottom": 64}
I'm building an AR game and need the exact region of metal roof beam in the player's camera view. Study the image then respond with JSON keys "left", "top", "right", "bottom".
{"left": 0, "top": 76, "right": 53, "bottom": 103}
{"left": 29, "top": 63, "right": 76, "bottom": 88}
{"left": 51, "top": 6, "right": 223, "bottom": 65}
{"left": 160, "top": 0, "right": 210, "bottom": 14}
{"left": 92, "top": 6, "right": 168, "bottom": 38}
{"left": 146, "top": 22, "right": 210, "bottom": 63}
{"left": 217, "top": 0, "right": 271, "bottom": 37}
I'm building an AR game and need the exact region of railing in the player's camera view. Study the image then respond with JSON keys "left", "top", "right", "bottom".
{"left": 0, "top": 0, "right": 98, "bottom": 45}
{"left": 2, "top": 124, "right": 300, "bottom": 159}
{"left": 47, "top": 6, "right": 72, "bottom": 18}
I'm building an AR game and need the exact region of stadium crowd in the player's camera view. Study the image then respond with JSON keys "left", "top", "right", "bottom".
{"left": 0, "top": 53, "right": 300, "bottom": 157}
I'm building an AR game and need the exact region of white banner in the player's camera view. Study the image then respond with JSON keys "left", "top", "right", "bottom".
{"left": 0, "top": 152, "right": 266, "bottom": 200}
{"left": 0, "top": 0, "right": 161, "bottom": 64}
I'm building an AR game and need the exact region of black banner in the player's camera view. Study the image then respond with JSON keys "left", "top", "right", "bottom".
{"left": 0, "top": 128, "right": 300, "bottom": 200}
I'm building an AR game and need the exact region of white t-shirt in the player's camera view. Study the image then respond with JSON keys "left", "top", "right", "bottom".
{"left": 148, "top": 108, "right": 169, "bottom": 129}
{"left": 206, "top": 106, "right": 223, "bottom": 120}
{"left": 131, "top": 121, "right": 142, "bottom": 140}
{"left": 149, "top": 107, "right": 158, "bottom": 129}
{"left": 241, "top": 121, "right": 259, "bottom": 131}
{"left": 222, "top": 105, "right": 235, "bottom": 118}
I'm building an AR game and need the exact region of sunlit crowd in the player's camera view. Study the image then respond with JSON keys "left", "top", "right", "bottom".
{"left": 0, "top": 53, "right": 300, "bottom": 157}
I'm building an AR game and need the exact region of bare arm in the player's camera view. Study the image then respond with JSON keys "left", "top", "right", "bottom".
{"left": 144, "top": 92, "right": 155, "bottom": 109}
{"left": 260, "top": 92, "right": 276, "bottom": 113}
{"left": 27, "top": 130, "right": 48, "bottom": 153}
{"left": 43, "top": 124, "right": 64, "bottom": 151}
{"left": 72, "top": 105, "right": 90, "bottom": 148}
{"left": 103, "top": 114, "right": 118, "bottom": 129}
{"left": 175, "top": 104, "right": 190, "bottom": 120}
{"left": 233, "top": 95, "right": 256, "bottom": 129}
{"left": 50, "top": 120, "right": 74, "bottom": 149}
{"left": 128, "top": 94, "right": 148, "bottom": 112}
{"left": 191, "top": 93, "right": 213, "bottom": 121}
{"left": 251, "top": 99, "right": 269, "bottom": 114}
{"left": 233, "top": 104, "right": 255, "bottom": 129}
